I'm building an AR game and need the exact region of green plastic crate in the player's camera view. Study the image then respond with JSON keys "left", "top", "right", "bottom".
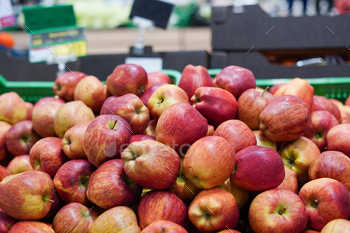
{"left": 0, "top": 69, "right": 182, "bottom": 103}
{"left": 208, "top": 69, "right": 350, "bottom": 102}
{"left": 1, "top": 68, "right": 349, "bottom": 103}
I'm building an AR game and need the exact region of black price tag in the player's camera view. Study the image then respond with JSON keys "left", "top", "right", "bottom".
{"left": 129, "top": 0, "right": 174, "bottom": 29}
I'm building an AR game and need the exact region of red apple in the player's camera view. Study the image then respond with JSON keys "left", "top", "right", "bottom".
{"left": 25, "top": 102, "right": 33, "bottom": 120}
{"left": 32, "top": 97, "right": 65, "bottom": 137}
{"left": 156, "top": 103, "right": 207, "bottom": 153}
{"left": 188, "top": 188, "right": 239, "bottom": 233}
{"left": 53, "top": 71, "right": 87, "bottom": 102}
{"left": 54, "top": 101, "right": 95, "bottom": 138}
{"left": 308, "top": 151, "right": 350, "bottom": 190}
{"left": 138, "top": 190, "right": 188, "bottom": 229}
{"left": 299, "top": 178, "right": 350, "bottom": 231}
{"left": 327, "top": 124, "right": 350, "bottom": 157}
{"left": 0, "top": 211, "right": 16, "bottom": 233}
{"left": 0, "top": 171, "right": 54, "bottom": 220}
{"left": 0, "top": 92, "right": 28, "bottom": 124}
{"left": 249, "top": 188, "right": 308, "bottom": 233}
{"left": 130, "top": 134, "right": 156, "bottom": 143}
{"left": 329, "top": 98, "right": 343, "bottom": 108}
{"left": 0, "top": 166, "right": 8, "bottom": 181}
{"left": 52, "top": 202, "right": 98, "bottom": 233}
{"left": 321, "top": 219, "right": 350, "bottom": 233}
{"left": 29, "top": 137, "right": 68, "bottom": 178}
{"left": 274, "top": 78, "right": 314, "bottom": 112}
{"left": 143, "top": 119, "right": 157, "bottom": 136}
{"left": 280, "top": 136, "right": 320, "bottom": 184}
{"left": 213, "top": 65, "right": 256, "bottom": 99}
{"left": 74, "top": 75, "right": 108, "bottom": 113}
{"left": 89, "top": 206, "right": 141, "bottom": 232}
{"left": 237, "top": 88, "right": 275, "bottom": 130}
{"left": 8, "top": 221, "right": 54, "bottom": 233}
{"left": 259, "top": 95, "right": 310, "bottom": 142}
{"left": 312, "top": 95, "right": 341, "bottom": 123}
{"left": 0, "top": 121, "right": 11, "bottom": 161}
{"left": 269, "top": 83, "right": 285, "bottom": 95}
{"left": 141, "top": 220, "right": 188, "bottom": 233}
{"left": 84, "top": 115, "right": 132, "bottom": 167}
{"left": 183, "top": 136, "right": 236, "bottom": 189}
{"left": 54, "top": 160, "right": 96, "bottom": 205}
{"left": 277, "top": 166, "right": 298, "bottom": 194}
{"left": 256, "top": 86, "right": 265, "bottom": 91}
{"left": 304, "top": 110, "right": 339, "bottom": 151}
{"left": 147, "top": 84, "right": 189, "bottom": 120}
{"left": 140, "top": 83, "right": 166, "bottom": 106}
{"left": 341, "top": 105, "right": 350, "bottom": 116}
{"left": 7, "top": 155, "right": 33, "bottom": 174}
{"left": 213, "top": 120, "right": 257, "bottom": 153}
{"left": 106, "top": 64, "right": 148, "bottom": 97}
{"left": 218, "top": 178, "right": 251, "bottom": 209}
{"left": 191, "top": 87, "right": 238, "bottom": 128}
{"left": 178, "top": 65, "right": 213, "bottom": 99}
{"left": 61, "top": 121, "right": 91, "bottom": 160}
{"left": 121, "top": 140, "right": 180, "bottom": 190}
{"left": 5, "top": 120, "right": 41, "bottom": 156}
{"left": 87, "top": 159, "right": 142, "bottom": 209}
{"left": 146, "top": 72, "right": 171, "bottom": 90}
{"left": 100, "top": 94, "right": 150, "bottom": 134}
{"left": 253, "top": 130, "right": 277, "bottom": 150}
{"left": 231, "top": 145, "right": 285, "bottom": 191}
{"left": 340, "top": 108, "right": 350, "bottom": 123}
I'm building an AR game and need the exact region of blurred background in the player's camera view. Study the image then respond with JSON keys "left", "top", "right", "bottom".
{"left": 4, "top": 0, "right": 349, "bottom": 54}
{"left": 0, "top": 0, "right": 349, "bottom": 81}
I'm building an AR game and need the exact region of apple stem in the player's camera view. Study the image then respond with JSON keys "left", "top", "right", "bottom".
{"left": 278, "top": 206, "right": 287, "bottom": 215}
{"left": 261, "top": 86, "right": 270, "bottom": 97}
{"left": 82, "top": 176, "right": 90, "bottom": 185}
{"left": 111, "top": 120, "right": 118, "bottom": 130}
{"left": 43, "top": 198, "right": 55, "bottom": 203}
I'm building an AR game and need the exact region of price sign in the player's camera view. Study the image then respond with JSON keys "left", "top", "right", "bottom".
{"left": 28, "top": 27, "right": 87, "bottom": 63}
{"left": 0, "top": 0, "right": 16, "bottom": 29}
{"left": 125, "top": 57, "right": 163, "bottom": 73}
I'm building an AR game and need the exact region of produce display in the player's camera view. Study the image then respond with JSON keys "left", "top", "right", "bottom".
{"left": 1, "top": 63, "right": 350, "bottom": 233}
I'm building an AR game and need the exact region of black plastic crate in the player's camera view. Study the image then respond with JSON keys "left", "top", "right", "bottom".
{"left": 211, "top": 5, "right": 350, "bottom": 51}
{"left": 210, "top": 50, "right": 350, "bottom": 79}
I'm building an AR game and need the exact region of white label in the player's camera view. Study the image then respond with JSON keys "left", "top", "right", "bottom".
{"left": 125, "top": 57, "right": 163, "bottom": 73}
{"left": 0, "top": 0, "right": 16, "bottom": 29}
{"left": 29, "top": 46, "right": 54, "bottom": 63}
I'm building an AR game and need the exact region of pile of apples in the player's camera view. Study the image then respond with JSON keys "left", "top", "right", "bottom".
{"left": 0, "top": 63, "right": 350, "bottom": 233}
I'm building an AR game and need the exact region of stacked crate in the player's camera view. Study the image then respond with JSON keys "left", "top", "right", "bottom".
{"left": 210, "top": 5, "right": 350, "bottom": 79}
